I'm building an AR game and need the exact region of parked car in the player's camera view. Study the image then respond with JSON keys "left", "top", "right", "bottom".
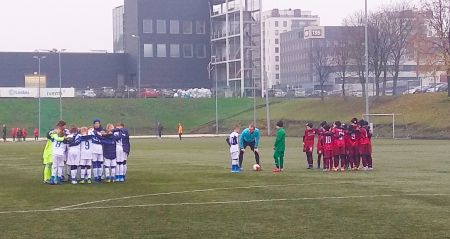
{"left": 139, "top": 88, "right": 159, "bottom": 98}
{"left": 160, "top": 89, "right": 175, "bottom": 98}
{"left": 286, "top": 89, "right": 306, "bottom": 98}
{"left": 426, "top": 83, "right": 447, "bottom": 93}
{"left": 273, "top": 89, "right": 287, "bottom": 98}
{"left": 403, "top": 86, "right": 422, "bottom": 95}
{"left": 99, "top": 87, "right": 115, "bottom": 98}
{"left": 82, "top": 89, "right": 96, "bottom": 98}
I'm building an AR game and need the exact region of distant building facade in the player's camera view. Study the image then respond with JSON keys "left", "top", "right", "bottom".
{"left": 0, "top": 52, "right": 126, "bottom": 89}
{"left": 121, "top": 0, "right": 211, "bottom": 89}
{"left": 261, "top": 9, "right": 319, "bottom": 91}
{"left": 210, "top": 0, "right": 262, "bottom": 97}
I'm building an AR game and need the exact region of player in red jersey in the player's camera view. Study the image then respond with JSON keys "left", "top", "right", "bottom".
{"left": 303, "top": 123, "right": 315, "bottom": 169}
{"left": 316, "top": 121, "right": 327, "bottom": 170}
{"left": 349, "top": 118, "right": 361, "bottom": 169}
{"left": 321, "top": 124, "right": 334, "bottom": 172}
{"left": 358, "top": 120, "right": 372, "bottom": 170}
{"left": 363, "top": 120, "right": 373, "bottom": 170}
{"left": 346, "top": 124, "right": 360, "bottom": 170}
{"left": 332, "top": 121, "right": 346, "bottom": 171}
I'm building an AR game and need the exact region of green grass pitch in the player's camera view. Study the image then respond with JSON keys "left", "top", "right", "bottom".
{"left": 0, "top": 137, "right": 449, "bottom": 238}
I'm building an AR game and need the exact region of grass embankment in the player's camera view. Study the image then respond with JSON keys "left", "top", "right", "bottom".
{"left": 0, "top": 98, "right": 266, "bottom": 135}
{"left": 219, "top": 93, "right": 450, "bottom": 138}
{"left": 0, "top": 93, "right": 449, "bottom": 138}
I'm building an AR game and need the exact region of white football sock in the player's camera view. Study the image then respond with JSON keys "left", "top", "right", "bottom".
{"left": 105, "top": 167, "right": 110, "bottom": 178}
{"left": 80, "top": 168, "right": 86, "bottom": 180}
{"left": 71, "top": 169, "right": 77, "bottom": 180}
{"left": 86, "top": 167, "right": 91, "bottom": 179}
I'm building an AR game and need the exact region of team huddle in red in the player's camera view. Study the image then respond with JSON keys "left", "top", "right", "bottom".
{"left": 303, "top": 118, "right": 373, "bottom": 171}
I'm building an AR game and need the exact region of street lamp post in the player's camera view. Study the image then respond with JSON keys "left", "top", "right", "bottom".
{"left": 33, "top": 55, "right": 46, "bottom": 138}
{"left": 131, "top": 35, "right": 141, "bottom": 97}
{"left": 57, "top": 49, "right": 66, "bottom": 120}
{"left": 265, "top": 73, "right": 270, "bottom": 136}
{"left": 208, "top": 57, "right": 219, "bottom": 134}
{"left": 364, "top": 0, "right": 370, "bottom": 122}
{"left": 248, "top": 48, "right": 257, "bottom": 126}
{"left": 38, "top": 48, "right": 66, "bottom": 120}
{"left": 213, "top": 57, "right": 219, "bottom": 134}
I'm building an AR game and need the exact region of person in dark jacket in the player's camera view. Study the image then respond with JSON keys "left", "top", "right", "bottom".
{"left": 2, "top": 124, "right": 6, "bottom": 142}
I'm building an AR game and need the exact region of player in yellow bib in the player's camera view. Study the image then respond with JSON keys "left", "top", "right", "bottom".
{"left": 42, "top": 121, "right": 66, "bottom": 183}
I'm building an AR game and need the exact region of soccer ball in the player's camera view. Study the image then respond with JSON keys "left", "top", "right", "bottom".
{"left": 252, "top": 164, "right": 261, "bottom": 171}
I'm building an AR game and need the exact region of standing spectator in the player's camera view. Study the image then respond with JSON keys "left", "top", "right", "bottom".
{"left": 22, "top": 128, "right": 27, "bottom": 141}
{"left": 156, "top": 122, "right": 163, "bottom": 139}
{"left": 17, "top": 128, "right": 22, "bottom": 142}
{"left": 34, "top": 128, "right": 39, "bottom": 141}
{"left": 177, "top": 123, "right": 183, "bottom": 141}
{"left": 11, "top": 127, "right": 16, "bottom": 142}
{"left": 2, "top": 124, "right": 6, "bottom": 142}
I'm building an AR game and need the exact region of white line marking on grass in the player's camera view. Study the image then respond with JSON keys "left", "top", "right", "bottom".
{"left": 0, "top": 193, "right": 448, "bottom": 215}
{"left": 55, "top": 182, "right": 341, "bottom": 210}
{"left": 55, "top": 181, "right": 404, "bottom": 210}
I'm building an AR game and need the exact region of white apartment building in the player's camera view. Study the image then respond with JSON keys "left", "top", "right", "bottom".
{"left": 261, "top": 9, "right": 320, "bottom": 92}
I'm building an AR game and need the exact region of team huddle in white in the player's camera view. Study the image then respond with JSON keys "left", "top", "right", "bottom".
{"left": 43, "top": 119, "right": 130, "bottom": 185}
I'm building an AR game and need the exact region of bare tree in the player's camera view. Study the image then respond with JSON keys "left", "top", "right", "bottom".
{"left": 422, "top": 0, "right": 450, "bottom": 96}
{"left": 310, "top": 39, "right": 332, "bottom": 101}
{"left": 369, "top": 11, "right": 394, "bottom": 96}
{"left": 332, "top": 32, "right": 353, "bottom": 97}
{"left": 343, "top": 13, "right": 368, "bottom": 98}
{"left": 387, "top": 3, "right": 415, "bottom": 95}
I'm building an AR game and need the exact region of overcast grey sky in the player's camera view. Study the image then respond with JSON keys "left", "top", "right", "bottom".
{"left": 0, "top": 0, "right": 414, "bottom": 52}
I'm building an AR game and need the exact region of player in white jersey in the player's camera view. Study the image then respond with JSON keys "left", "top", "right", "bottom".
{"left": 62, "top": 128, "right": 70, "bottom": 182}
{"left": 102, "top": 124, "right": 118, "bottom": 183}
{"left": 116, "top": 123, "right": 130, "bottom": 181}
{"left": 90, "top": 119, "right": 104, "bottom": 182}
{"left": 227, "top": 125, "right": 241, "bottom": 173}
{"left": 114, "top": 124, "right": 125, "bottom": 182}
{"left": 50, "top": 129, "right": 67, "bottom": 185}
{"left": 66, "top": 126, "right": 81, "bottom": 185}
{"left": 79, "top": 127, "right": 93, "bottom": 184}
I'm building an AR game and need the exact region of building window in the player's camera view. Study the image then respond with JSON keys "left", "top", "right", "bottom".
{"left": 283, "top": 21, "right": 287, "bottom": 27}
{"left": 275, "top": 21, "right": 279, "bottom": 27}
{"left": 183, "top": 44, "right": 193, "bottom": 58}
{"left": 276, "top": 65, "right": 280, "bottom": 70}
{"left": 157, "top": 44, "right": 166, "bottom": 57}
{"left": 170, "top": 20, "right": 180, "bottom": 34}
{"left": 276, "top": 74, "right": 280, "bottom": 79}
{"left": 144, "top": 44, "right": 153, "bottom": 57}
{"left": 275, "top": 47, "right": 279, "bottom": 53}
{"left": 196, "top": 44, "right": 206, "bottom": 58}
{"left": 196, "top": 21, "right": 206, "bottom": 34}
{"left": 275, "top": 56, "right": 280, "bottom": 62}
{"left": 275, "top": 38, "right": 279, "bottom": 44}
{"left": 275, "top": 30, "right": 279, "bottom": 36}
{"left": 183, "top": 21, "right": 193, "bottom": 34}
{"left": 143, "top": 19, "right": 153, "bottom": 33}
{"left": 156, "top": 20, "right": 166, "bottom": 34}
{"left": 170, "top": 44, "right": 180, "bottom": 58}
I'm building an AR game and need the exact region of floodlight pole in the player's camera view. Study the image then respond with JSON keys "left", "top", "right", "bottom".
{"left": 215, "top": 58, "right": 219, "bottom": 134}
{"left": 58, "top": 49, "right": 66, "bottom": 120}
{"left": 33, "top": 55, "right": 46, "bottom": 138}
{"left": 364, "top": 0, "right": 370, "bottom": 123}
{"left": 132, "top": 34, "right": 141, "bottom": 97}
